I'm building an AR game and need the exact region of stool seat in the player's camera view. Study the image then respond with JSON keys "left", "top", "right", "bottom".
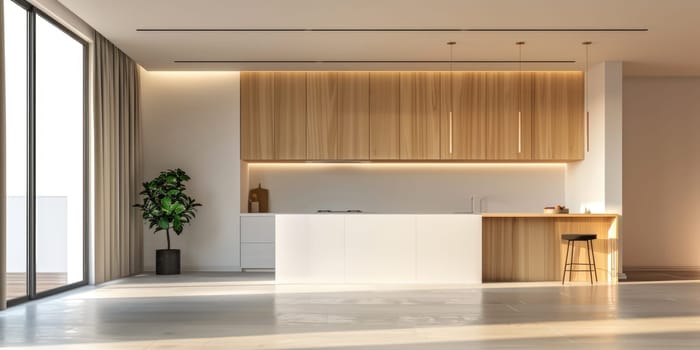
{"left": 561, "top": 234, "right": 597, "bottom": 241}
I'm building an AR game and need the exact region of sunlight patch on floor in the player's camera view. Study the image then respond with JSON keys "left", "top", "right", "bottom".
{"left": 6, "top": 316, "right": 700, "bottom": 350}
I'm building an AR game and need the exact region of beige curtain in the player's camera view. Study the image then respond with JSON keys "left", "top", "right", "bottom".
{"left": 0, "top": 0, "right": 7, "bottom": 309}
{"left": 94, "top": 32, "right": 143, "bottom": 284}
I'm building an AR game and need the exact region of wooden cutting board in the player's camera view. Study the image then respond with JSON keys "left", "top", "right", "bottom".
{"left": 248, "top": 184, "right": 269, "bottom": 213}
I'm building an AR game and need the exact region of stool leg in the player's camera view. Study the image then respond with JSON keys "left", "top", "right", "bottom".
{"left": 589, "top": 240, "right": 599, "bottom": 282}
{"left": 586, "top": 240, "right": 594, "bottom": 284}
{"left": 569, "top": 240, "right": 576, "bottom": 282}
{"left": 562, "top": 240, "right": 571, "bottom": 284}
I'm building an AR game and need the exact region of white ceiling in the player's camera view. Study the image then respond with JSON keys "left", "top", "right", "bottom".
{"left": 57, "top": 0, "right": 700, "bottom": 76}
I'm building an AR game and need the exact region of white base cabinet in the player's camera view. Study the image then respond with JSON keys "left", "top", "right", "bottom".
{"left": 240, "top": 215, "right": 275, "bottom": 270}
{"left": 275, "top": 214, "right": 482, "bottom": 284}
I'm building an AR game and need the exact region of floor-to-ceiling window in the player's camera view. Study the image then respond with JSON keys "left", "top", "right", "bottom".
{"left": 3, "top": 0, "right": 87, "bottom": 305}
{"left": 34, "top": 10, "right": 86, "bottom": 293}
{"left": 3, "top": 0, "right": 28, "bottom": 301}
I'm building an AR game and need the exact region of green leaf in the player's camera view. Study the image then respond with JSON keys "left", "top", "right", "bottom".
{"left": 158, "top": 218, "right": 169, "bottom": 230}
{"left": 173, "top": 221, "right": 184, "bottom": 234}
{"left": 173, "top": 203, "right": 186, "bottom": 215}
{"left": 161, "top": 197, "right": 172, "bottom": 209}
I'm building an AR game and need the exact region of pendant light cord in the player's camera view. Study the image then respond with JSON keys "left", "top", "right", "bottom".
{"left": 585, "top": 43, "right": 589, "bottom": 110}
{"left": 447, "top": 41, "right": 456, "bottom": 155}
{"left": 516, "top": 41, "right": 525, "bottom": 154}
{"left": 449, "top": 42, "right": 454, "bottom": 111}
{"left": 450, "top": 43, "right": 454, "bottom": 74}
{"left": 514, "top": 42, "right": 526, "bottom": 116}
{"left": 583, "top": 41, "right": 592, "bottom": 152}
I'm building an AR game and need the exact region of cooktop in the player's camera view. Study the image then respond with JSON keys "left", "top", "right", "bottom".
{"left": 317, "top": 209, "right": 363, "bottom": 213}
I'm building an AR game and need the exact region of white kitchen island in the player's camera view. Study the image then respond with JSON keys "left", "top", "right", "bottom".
{"left": 275, "top": 214, "right": 482, "bottom": 284}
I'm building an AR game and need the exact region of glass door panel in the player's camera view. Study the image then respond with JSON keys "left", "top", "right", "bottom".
{"left": 34, "top": 14, "right": 85, "bottom": 293}
{"left": 3, "top": 0, "right": 29, "bottom": 302}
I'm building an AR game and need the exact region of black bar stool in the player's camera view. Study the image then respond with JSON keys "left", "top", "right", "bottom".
{"left": 561, "top": 234, "right": 598, "bottom": 284}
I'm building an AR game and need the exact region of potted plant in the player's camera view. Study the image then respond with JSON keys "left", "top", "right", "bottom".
{"left": 134, "top": 168, "right": 201, "bottom": 275}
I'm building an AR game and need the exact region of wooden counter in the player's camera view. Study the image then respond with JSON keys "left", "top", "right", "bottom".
{"left": 482, "top": 213, "right": 619, "bottom": 283}
{"left": 482, "top": 213, "right": 618, "bottom": 218}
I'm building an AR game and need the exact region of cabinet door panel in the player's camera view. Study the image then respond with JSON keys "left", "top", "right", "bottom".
{"left": 338, "top": 72, "right": 370, "bottom": 160}
{"left": 533, "top": 72, "right": 584, "bottom": 161}
{"left": 486, "top": 72, "right": 532, "bottom": 160}
{"left": 241, "top": 243, "right": 275, "bottom": 269}
{"left": 241, "top": 72, "right": 275, "bottom": 160}
{"left": 399, "top": 72, "right": 442, "bottom": 160}
{"left": 442, "top": 72, "right": 487, "bottom": 160}
{"left": 306, "top": 72, "right": 338, "bottom": 160}
{"left": 274, "top": 72, "right": 306, "bottom": 160}
{"left": 241, "top": 216, "right": 276, "bottom": 243}
{"left": 369, "top": 72, "right": 400, "bottom": 160}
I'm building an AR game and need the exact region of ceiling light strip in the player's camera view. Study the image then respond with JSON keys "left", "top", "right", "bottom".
{"left": 138, "top": 28, "right": 648, "bottom": 32}
{"left": 173, "top": 60, "right": 576, "bottom": 64}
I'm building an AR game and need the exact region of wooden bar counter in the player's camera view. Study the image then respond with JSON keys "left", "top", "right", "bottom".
{"left": 482, "top": 213, "right": 619, "bottom": 283}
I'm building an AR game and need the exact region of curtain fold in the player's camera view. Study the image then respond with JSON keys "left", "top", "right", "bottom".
{"left": 94, "top": 32, "right": 143, "bottom": 284}
{"left": 1, "top": 0, "right": 7, "bottom": 309}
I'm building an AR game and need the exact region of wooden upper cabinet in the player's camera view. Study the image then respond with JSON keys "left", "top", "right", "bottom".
{"left": 369, "top": 72, "right": 400, "bottom": 160}
{"left": 338, "top": 72, "right": 370, "bottom": 160}
{"left": 241, "top": 72, "right": 275, "bottom": 161}
{"left": 442, "top": 72, "right": 487, "bottom": 160}
{"left": 532, "top": 72, "right": 584, "bottom": 161}
{"left": 240, "top": 70, "right": 584, "bottom": 162}
{"left": 306, "top": 72, "right": 338, "bottom": 160}
{"left": 399, "top": 72, "right": 443, "bottom": 160}
{"left": 486, "top": 72, "right": 532, "bottom": 160}
{"left": 274, "top": 72, "right": 307, "bottom": 160}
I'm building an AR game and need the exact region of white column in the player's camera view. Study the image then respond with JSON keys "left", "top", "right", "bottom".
{"left": 565, "top": 61, "right": 623, "bottom": 214}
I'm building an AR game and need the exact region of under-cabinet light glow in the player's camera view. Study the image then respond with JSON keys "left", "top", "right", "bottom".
{"left": 246, "top": 162, "right": 567, "bottom": 170}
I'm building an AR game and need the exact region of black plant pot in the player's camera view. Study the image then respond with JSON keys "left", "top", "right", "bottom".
{"left": 156, "top": 249, "right": 181, "bottom": 275}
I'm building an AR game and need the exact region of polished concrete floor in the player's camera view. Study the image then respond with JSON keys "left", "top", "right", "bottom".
{"left": 2, "top": 273, "right": 700, "bottom": 349}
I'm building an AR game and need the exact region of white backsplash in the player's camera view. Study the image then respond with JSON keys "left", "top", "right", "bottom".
{"left": 246, "top": 163, "right": 565, "bottom": 214}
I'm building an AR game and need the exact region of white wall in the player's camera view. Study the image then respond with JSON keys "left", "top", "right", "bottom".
{"left": 604, "top": 64, "right": 623, "bottom": 214}
{"left": 623, "top": 77, "right": 700, "bottom": 269}
{"left": 248, "top": 163, "right": 566, "bottom": 213}
{"left": 566, "top": 61, "right": 623, "bottom": 214}
{"left": 140, "top": 70, "right": 241, "bottom": 272}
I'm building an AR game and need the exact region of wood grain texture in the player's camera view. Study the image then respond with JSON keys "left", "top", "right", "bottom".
{"left": 338, "top": 72, "right": 370, "bottom": 160}
{"left": 555, "top": 217, "right": 618, "bottom": 282}
{"left": 369, "top": 72, "right": 400, "bottom": 160}
{"left": 306, "top": 72, "right": 338, "bottom": 160}
{"left": 241, "top": 72, "right": 275, "bottom": 160}
{"left": 486, "top": 72, "right": 532, "bottom": 160}
{"left": 482, "top": 216, "right": 618, "bottom": 283}
{"left": 442, "top": 72, "right": 487, "bottom": 160}
{"left": 241, "top": 70, "right": 584, "bottom": 162}
{"left": 482, "top": 213, "right": 619, "bottom": 218}
{"left": 274, "top": 72, "right": 307, "bottom": 160}
{"left": 399, "top": 72, "right": 442, "bottom": 160}
{"left": 532, "top": 72, "right": 585, "bottom": 161}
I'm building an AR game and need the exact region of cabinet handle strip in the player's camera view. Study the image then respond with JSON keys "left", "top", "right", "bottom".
{"left": 518, "top": 111, "right": 522, "bottom": 153}
{"left": 586, "top": 111, "right": 590, "bottom": 152}
{"left": 449, "top": 111, "right": 453, "bottom": 154}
